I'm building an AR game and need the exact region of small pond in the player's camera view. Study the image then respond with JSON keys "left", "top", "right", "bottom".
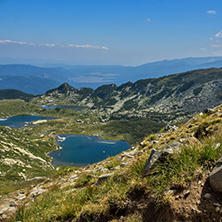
{"left": 43, "top": 105, "right": 86, "bottom": 112}
{"left": 49, "top": 134, "right": 131, "bottom": 166}
{"left": 0, "top": 115, "right": 55, "bottom": 128}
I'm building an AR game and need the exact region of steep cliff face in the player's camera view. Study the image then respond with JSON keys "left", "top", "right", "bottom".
{"left": 32, "top": 68, "right": 222, "bottom": 123}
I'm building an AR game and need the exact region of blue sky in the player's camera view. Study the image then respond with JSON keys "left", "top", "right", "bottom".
{"left": 0, "top": 0, "right": 222, "bottom": 65}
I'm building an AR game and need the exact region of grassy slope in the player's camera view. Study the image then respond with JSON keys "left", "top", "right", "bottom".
{"left": 12, "top": 106, "right": 222, "bottom": 221}
{"left": 0, "top": 100, "right": 164, "bottom": 195}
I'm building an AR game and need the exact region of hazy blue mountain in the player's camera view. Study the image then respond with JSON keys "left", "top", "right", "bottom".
{"left": 1, "top": 56, "right": 222, "bottom": 94}
{"left": 0, "top": 76, "right": 60, "bottom": 95}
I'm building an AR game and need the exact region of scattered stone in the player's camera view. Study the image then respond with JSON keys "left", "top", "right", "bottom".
{"left": 121, "top": 149, "right": 137, "bottom": 158}
{"left": 140, "top": 141, "right": 145, "bottom": 146}
{"left": 192, "top": 207, "right": 196, "bottom": 211}
{"left": 124, "top": 154, "right": 134, "bottom": 158}
{"left": 70, "top": 174, "right": 78, "bottom": 179}
{"left": 215, "top": 207, "right": 221, "bottom": 213}
{"left": 166, "top": 141, "right": 181, "bottom": 153}
{"left": 19, "top": 196, "right": 26, "bottom": 201}
{"left": 165, "top": 125, "right": 170, "bottom": 131}
{"left": 0, "top": 209, "right": 7, "bottom": 215}
{"left": 184, "top": 117, "right": 195, "bottom": 126}
{"left": 96, "top": 173, "right": 114, "bottom": 185}
{"left": 164, "top": 188, "right": 176, "bottom": 196}
{"left": 203, "top": 108, "right": 214, "bottom": 114}
{"left": 1, "top": 214, "right": 7, "bottom": 220}
{"left": 209, "top": 156, "right": 222, "bottom": 192}
{"left": 184, "top": 190, "right": 191, "bottom": 198}
{"left": 29, "top": 187, "right": 47, "bottom": 197}
{"left": 43, "top": 178, "right": 52, "bottom": 184}
{"left": 214, "top": 143, "right": 221, "bottom": 150}
{"left": 175, "top": 195, "right": 180, "bottom": 200}
{"left": 152, "top": 140, "right": 159, "bottom": 144}
{"left": 214, "top": 203, "right": 221, "bottom": 207}
{"left": 188, "top": 137, "right": 200, "bottom": 144}
{"left": 120, "top": 163, "right": 128, "bottom": 168}
{"left": 179, "top": 138, "right": 187, "bottom": 143}
{"left": 203, "top": 193, "right": 212, "bottom": 199}
{"left": 9, "top": 202, "right": 16, "bottom": 207}
{"left": 137, "top": 151, "right": 143, "bottom": 156}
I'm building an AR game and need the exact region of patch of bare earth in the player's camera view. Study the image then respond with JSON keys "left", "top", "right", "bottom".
{"left": 74, "top": 173, "right": 222, "bottom": 222}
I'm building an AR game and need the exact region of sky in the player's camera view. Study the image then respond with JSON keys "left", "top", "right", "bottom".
{"left": 0, "top": 0, "right": 222, "bottom": 66}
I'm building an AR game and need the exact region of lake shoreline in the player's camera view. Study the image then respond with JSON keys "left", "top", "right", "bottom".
{"left": 48, "top": 134, "right": 131, "bottom": 167}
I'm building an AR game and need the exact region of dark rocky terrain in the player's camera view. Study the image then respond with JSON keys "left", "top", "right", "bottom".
{"left": 32, "top": 68, "right": 222, "bottom": 123}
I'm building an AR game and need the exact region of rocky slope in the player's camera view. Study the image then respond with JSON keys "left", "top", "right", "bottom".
{"left": 32, "top": 68, "right": 222, "bottom": 123}
{"left": 1, "top": 105, "right": 222, "bottom": 221}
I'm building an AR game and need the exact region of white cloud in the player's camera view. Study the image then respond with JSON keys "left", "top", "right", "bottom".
{"left": 211, "top": 44, "right": 222, "bottom": 48}
{"left": 39, "top": 43, "right": 55, "bottom": 47}
{"left": 0, "top": 39, "right": 36, "bottom": 46}
{"left": 101, "top": 46, "right": 109, "bottom": 50}
{"left": 207, "top": 10, "right": 216, "bottom": 14}
{"left": 147, "top": 18, "right": 151, "bottom": 22}
{"left": 67, "top": 44, "right": 109, "bottom": 50}
{"left": 215, "top": 31, "right": 222, "bottom": 38}
{"left": 0, "top": 40, "right": 109, "bottom": 50}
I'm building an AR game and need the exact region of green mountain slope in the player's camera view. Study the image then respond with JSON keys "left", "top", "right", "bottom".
{"left": 0, "top": 89, "right": 34, "bottom": 101}
{"left": 32, "top": 68, "right": 222, "bottom": 123}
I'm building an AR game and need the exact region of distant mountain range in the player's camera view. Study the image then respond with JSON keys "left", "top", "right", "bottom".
{"left": 1, "top": 56, "right": 222, "bottom": 94}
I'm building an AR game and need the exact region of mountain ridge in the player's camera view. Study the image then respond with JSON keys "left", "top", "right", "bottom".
{"left": 2, "top": 56, "right": 222, "bottom": 94}
{"left": 32, "top": 67, "right": 222, "bottom": 124}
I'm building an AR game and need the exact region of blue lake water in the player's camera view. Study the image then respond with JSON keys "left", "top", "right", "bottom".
{"left": 49, "top": 134, "right": 131, "bottom": 166}
{"left": 43, "top": 105, "right": 86, "bottom": 111}
{"left": 0, "top": 115, "right": 55, "bottom": 128}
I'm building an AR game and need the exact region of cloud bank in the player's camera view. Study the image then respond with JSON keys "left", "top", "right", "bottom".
{"left": 0, "top": 40, "right": 109, "bottom": 50}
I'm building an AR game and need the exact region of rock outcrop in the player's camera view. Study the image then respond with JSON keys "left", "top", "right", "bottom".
{"left": 209, "top": 156, "right": 222, "bottom": 192}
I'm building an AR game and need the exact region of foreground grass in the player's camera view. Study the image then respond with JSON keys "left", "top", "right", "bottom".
{"left": 4, "top": 100, "right": 222, "bottom": 221}
{"left": 13, "top": 112, "right": 222, "bottom": 221}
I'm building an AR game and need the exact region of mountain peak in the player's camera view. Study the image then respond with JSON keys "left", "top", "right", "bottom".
{"left": 55, "top": 82, "right": 74, "bottom": 94}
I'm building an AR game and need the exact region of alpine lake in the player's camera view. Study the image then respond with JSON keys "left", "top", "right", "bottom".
{"left": 0, "top": 114, "right": 131, "bottom": 166}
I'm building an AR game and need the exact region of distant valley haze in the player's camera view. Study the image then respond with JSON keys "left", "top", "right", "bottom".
{"left": 0, "top": 0, "right": 222, "bottom": 93}
{"left": 1, "top": 56, "right": 222, "bottom": 95}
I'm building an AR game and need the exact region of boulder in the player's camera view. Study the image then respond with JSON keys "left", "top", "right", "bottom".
{"left": 209, "top": 156, "right": 222, "bottom": 192}
{"left": 143, "top": 142, "right": 181, "bottom": 177}
{"left": 143, "top": 149, "right": 170, "bottom": 177}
